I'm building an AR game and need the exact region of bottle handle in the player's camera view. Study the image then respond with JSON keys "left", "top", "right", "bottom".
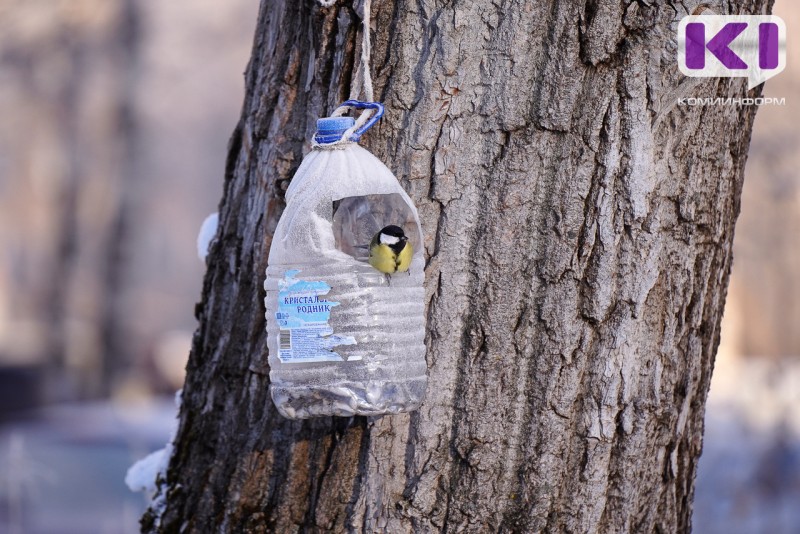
{"left": 339, "top": 100, "right": 384, "bottom": 142}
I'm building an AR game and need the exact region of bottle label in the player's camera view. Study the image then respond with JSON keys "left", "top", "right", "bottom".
{"left": 275, "top": 270, "right": 357, "bottom": 363}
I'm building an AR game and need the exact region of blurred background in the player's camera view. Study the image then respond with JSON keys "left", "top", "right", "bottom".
{"left": 0, "top": 1, "right": 797, "bottom": 533}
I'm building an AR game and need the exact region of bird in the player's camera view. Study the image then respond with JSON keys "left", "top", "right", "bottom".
{"left": 368, "top": 225, "right": 412, "bottom": 275}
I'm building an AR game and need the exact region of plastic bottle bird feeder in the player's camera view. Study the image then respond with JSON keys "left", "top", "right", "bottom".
{"left": 264, "top": 101, "right": 427, "bottom": 419}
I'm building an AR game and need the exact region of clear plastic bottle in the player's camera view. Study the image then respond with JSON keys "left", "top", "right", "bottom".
{"left": 264, "top": 109, "right": 427, "bottom": 419}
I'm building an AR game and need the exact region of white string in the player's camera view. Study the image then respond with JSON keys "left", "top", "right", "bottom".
{"left": 314, "top": 0, "right": 374, "bottom": 147}
{"left": 359, "top": 0, "right": 374, "bottom": 102}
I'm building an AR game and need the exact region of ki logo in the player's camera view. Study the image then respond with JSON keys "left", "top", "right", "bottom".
{"left": 678, "top": 15, "right": 786, "bottom": 89}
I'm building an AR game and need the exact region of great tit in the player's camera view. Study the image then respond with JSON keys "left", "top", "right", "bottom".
{"left": 368, "top": 225, "right": 412, "bottom": 274}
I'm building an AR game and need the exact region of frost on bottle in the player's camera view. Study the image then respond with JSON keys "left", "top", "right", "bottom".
{"left": 264, "top": 104, "right": 427, "bottom": 419}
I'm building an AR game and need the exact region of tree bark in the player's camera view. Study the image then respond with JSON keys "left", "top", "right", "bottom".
{"left": 151, "top": 0, "right": 769, "bottom": 532}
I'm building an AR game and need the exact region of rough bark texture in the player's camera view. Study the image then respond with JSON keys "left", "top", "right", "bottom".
{"left": 151, "top": 0, "right": 769, "bottom": 532}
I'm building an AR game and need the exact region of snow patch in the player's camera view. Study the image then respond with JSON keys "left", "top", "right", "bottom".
{"left": 197, "top": 213, "right": 219, "bottom": 260}
{"left": 125, "top": 444, "right": 172, "bottom": 494}
{"left": 125, "top": 389, "right": 182, "bottom": 527}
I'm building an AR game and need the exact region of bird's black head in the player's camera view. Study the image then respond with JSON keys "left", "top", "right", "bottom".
{"left": 380, "top": 225, "right": 407, "bottom": 240}
{"left": 378, "top": 225, "right": 408, "bottom": 254}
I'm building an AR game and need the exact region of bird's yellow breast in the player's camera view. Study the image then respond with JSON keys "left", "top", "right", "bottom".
{"left": 369, "top": 242, "right": 413, "bottom": 274}
{"left": 395, "top": 241, "right": 412, "bottom": 272}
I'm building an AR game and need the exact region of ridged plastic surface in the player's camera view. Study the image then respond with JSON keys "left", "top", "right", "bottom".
{"left": 264, "top": 144, "right": 427, "bottom": 419}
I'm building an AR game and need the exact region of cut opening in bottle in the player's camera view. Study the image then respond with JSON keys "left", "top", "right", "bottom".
{"left": 331, "top": 193, "right": 422, "bottom": 263}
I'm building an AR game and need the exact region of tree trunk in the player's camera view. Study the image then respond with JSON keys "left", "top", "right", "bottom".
{"left": 151, "top": 0, "right": 768, "bottom": 532}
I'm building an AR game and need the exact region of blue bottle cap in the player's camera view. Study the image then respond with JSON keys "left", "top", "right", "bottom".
{"left": 314, "top": 117, "right": 356, "bottom": 144}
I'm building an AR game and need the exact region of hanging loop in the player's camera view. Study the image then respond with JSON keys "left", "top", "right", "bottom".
{"left": 339, "top": 100, "right": 383, "bottom": 142}
{"left": 314, "top": 100, "right": 384, "bottom": 147}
